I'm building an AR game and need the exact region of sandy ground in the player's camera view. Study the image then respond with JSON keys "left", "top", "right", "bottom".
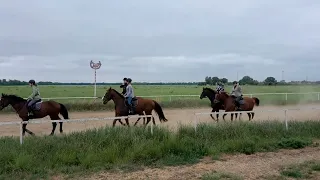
{"left": 82, "top": 146, "right": 320, "bottom": 180}
{"left": 0, "top": 104, "right": 320, "bottom": 136}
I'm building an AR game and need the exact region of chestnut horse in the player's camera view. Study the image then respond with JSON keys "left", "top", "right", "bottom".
{"left": 102, "top": 87, "right": 168, "bottom": 127}
{"left": 0, "top": 93, "right": 69, "bottom": 136}
{"left": 200, "top": 87, "right": 240, "bottom": 121}
{"left": 214, "top": 92, "right": 260, "bottom": 121}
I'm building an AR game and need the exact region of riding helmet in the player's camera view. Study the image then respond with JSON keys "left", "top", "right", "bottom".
{"left": 123, "top": 77, "right": 127, "bottom": 81}
{"left": 29, "top": 80, "right": 36, "bottom": 84}
{"left": 233, "top": 81, "right": 238, "bottom": 84}
{"left": 127, "top": 78, "right": 132, "bottom": 83}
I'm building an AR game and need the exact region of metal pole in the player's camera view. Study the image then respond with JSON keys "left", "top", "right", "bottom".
{"left": 94, "top": 69, "right": 97, "bottom": 97}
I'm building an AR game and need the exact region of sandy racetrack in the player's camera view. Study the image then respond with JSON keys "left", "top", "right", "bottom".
{"left": 0, "top": 104, "right": 320, "bottom": 137}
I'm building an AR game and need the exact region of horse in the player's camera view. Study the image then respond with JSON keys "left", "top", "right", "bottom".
{"left": 200, "top": 87, "right": 240, "bottom": 121}
{"left": 102, "top": 87, "right": 168, "bottom": 127}
{"left": 0, "top": 93, "right": 69, "bottom": 136}
{"left": 214, "top": 92, "right": 260, "bottom": 121}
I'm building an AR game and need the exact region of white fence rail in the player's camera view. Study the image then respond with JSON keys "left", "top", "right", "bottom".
{"left": 0, "top": 115, "right": 154, "bottom": 145}
{"left": 24, "top": 92, "right": 320, "bottom": 102}
{"left": 194, "top": 107, "right": 320, "bottom": 132}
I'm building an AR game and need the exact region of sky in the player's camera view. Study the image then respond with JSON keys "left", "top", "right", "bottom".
{"left": 0, "top": 0, "right": 319, "bottom": 83}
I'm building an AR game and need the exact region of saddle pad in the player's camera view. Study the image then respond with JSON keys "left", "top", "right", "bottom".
{"left": 33, "top": 101, "right": 42, "bottom": 111}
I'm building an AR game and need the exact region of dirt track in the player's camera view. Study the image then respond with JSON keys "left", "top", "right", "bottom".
{"left": 0, "top": 104, "right": 320, "bottom": 136}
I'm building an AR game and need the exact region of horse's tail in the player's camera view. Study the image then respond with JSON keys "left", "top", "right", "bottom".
{"left": 59, "top": 103, "right": 69, "bottom": 119}
{"left": 253, "top": 97, "right": 260, "bottom": 106}
{"left": 153, "top": 100, "right": 168, "bottom": 122}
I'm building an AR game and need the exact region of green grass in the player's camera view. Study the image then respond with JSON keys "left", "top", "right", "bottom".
{"left": 0, "top": 121, "right": 320, "bottom": 179}
{"left": 1, "top": 85, "right": 320, "bottom": 112}
{"left": 279, "top": 160, "right": 320, "bottom": 179}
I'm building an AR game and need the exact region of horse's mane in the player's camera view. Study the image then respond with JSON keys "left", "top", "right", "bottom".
{"left": 204, "top": 87, "right": 217, "bottom": 94}
{"left": 1, "top": 94, "right": 26, "bottom": 102}
{"left": 110, "top": 88, "right": 124, "bottom": 98}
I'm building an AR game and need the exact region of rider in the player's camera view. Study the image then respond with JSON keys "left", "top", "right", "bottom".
{"left": 230, "top": 81, "right": 243, "bottom": 110}
{"left": 123, "top": 78, "right": 135, "bottom": 114}
{"left": 216, "top": 82, "right": 225, "bottom": 94}
{"left": 27, "top": 80, "right": 41, "bottom": 116}
{"left": 120, "top": 77, "right": 128, "bottom": 95}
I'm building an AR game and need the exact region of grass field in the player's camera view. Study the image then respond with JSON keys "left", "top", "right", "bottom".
{"left": 1, "top": 85, "right": 320, "bottom": 112}
{"left": 0, "top": 121, "right": 319, "bottom": 180}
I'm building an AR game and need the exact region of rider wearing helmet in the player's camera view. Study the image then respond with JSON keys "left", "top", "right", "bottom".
{"left": 230, "top": 81, "right": 243, "bottom": 110}
{"left": 216, "top": 82, "right": 224, "bottom": 94}
{"left": 123, "top": 78, "right": 135, "bottom": 114}
{"left": 27, "top": 80, "right": 41, "bottom": 116}
{"left": 120, "top": 77, "right": 128, "bottom": 95}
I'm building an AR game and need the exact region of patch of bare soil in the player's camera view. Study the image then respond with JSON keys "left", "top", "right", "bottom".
{"left": 82, "top": 146, "right": 320, "bottom": 180}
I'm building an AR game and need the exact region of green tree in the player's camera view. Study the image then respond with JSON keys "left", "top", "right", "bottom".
{"left": 264, "top": 77, "right": 277, "bottom": 85}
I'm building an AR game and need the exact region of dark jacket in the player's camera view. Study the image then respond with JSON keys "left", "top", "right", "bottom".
{"left": 120, "top": 84, "right": 127, "bottom": 95}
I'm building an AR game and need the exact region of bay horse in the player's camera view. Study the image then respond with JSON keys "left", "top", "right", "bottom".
{"left": 214, "top": 92, "right": 260, "bottom": 121}
{"left": 0, "top": 93, "right": 69, "bottom": 136}
{"left": 102, "top": 87, "right": 168, "bottom": 127}
{"left": 200, "top": 87, "right": 240, "bottom": 121}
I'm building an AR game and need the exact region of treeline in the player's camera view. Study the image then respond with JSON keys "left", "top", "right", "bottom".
{"left": 203, "top": 76, "right": 320, "bottom": 86}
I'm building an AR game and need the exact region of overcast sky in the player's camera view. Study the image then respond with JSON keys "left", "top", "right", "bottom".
{"left": 0, "top": 0, "right": 319, "bottom": 83}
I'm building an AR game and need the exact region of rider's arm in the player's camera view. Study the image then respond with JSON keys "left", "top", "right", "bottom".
{"left": 124, "top": 86, "right": 132, "bottom": 97}
{"left": 27, "top": 87, "right": 37, "bottom": 100}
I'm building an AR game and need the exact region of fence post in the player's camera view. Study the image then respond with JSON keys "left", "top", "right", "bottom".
{"left": 150, "top": 119, "right": 153, "bottom": 135}
{"left": 169, "top": 96, "right": 172, "bottom": 102}
{"left": 20, "top": 122, "right": 23, "bottom": 145}
{"left": 194, "top": 114, "right": 198, "bottom": 132}
{"left": 318, "top": 93, "right": 320, "bottom": 101}
{"left": 285, "top": 93, "right": 288, "bottom": 103}
{"left": 284, "top": 109, "right": 288, "bottom": 130}
{"left": 250, "top": 94, "right": 253, "bottom": 98}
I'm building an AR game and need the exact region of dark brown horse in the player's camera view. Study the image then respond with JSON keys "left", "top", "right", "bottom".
{"left": 200, "top": 87, "right": 240, "bottom": 121}
{"left": 214, "top": 92, "right": 260, "bottom": 121}
{"left": 0, "top": 93, "right": 69, "bottom": 136}
{"left": 102, "top": 87, "right": 168, "bottom": 127}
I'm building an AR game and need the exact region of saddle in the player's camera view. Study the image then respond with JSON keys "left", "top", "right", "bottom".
{"left": 30, "top": 99, "right": 43, "bottom": 111}
{"left": 124, "top": 97, "right": 138, "bottom": 107}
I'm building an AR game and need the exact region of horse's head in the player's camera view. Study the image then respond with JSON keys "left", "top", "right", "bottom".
{"left": 102, "top": 87, "right": 113, "bottom": 104}
{"left": 0, "top": 93, "right": 21, "bottom": 110}
{"left": 200, "top": 87, "right": 216, "bottom": 100}
{"left": 214, "top": 92, "right": 229, "bottom": 104}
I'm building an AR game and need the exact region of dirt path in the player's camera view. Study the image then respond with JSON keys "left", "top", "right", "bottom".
{"left": 82, "top": 146, "right": 320, "bottom": 180}
{"left": 0, "top": 104, "right": 320, "bottom": 136}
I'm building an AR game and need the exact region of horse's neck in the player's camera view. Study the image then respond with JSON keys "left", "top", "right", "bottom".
{"left": 207, "top": 93, "right": 215, "bottom": 102}
{"left": 10, "top": 101, "right": 26, "bottom": 112}
{"left": 111, "top": 94, "right": 125, "bottom": 106}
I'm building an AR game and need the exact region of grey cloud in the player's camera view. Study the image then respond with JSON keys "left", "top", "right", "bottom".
{"left": 0, "top": 0, "right": 319, "bottom": 82}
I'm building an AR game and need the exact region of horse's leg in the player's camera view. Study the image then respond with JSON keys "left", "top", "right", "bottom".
{"left": 134, "top": 112, "right": 145, "bottom": 126}
{"left": 112, "top": 119, "right": 117, "bottom": 127}
{"left": 216, "top": 110, "right": 219, "bottom": 120}
{"left": 22, "top": 119, "right": 35, "bottom": 136}
{"left": 251, "top": 112, "right": 255, "bottom": 120}
{"left": 59, "top": 122, "right": 63, "bottom": 133}
{"left": 50, "top": 122, "right": 57, "bottom": 135}
{"left": 223, "top": 113, "right": 227, "bottom": 121}
{"left": 125, "top": 118, "right": 130, "bottom": 127}
{"left": 231, "top": 113, "right": 234, "bottom": 121}
{"left": 152, "top": 116, "right": 156, "bottom": 125}
{"left": 247, "top": 113, "right": 251, "bottom": 121}
{"left": 49, "top": 115, "right": 60, "bottom": 135}
{"left": 210, "top": 109, "right": 216, "bottom": 120}
{"left": 144, "top": 111, "right": 153, "bottom": 126}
